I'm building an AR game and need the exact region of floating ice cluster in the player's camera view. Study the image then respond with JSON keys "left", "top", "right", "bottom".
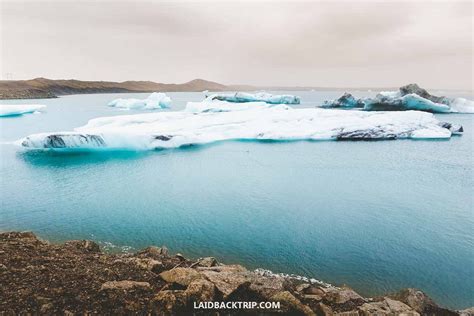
{"left": 208, "top": 92, "right": 300, "bottom": 105}
{"left": 184, "top": 99, "right": 291, "bottom": 113}
{"left": 20, "top": 98, "right": 462, "bottom": 151}
{"left": 0, "top": 104, "right": 46, "bottom": 117}
{"left": 322, "top": 84, "right": 473, "bottom": 114}
{"left": 108, "top": 92, "right": 171, "bottom": 110}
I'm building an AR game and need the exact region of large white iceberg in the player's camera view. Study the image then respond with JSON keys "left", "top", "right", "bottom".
{"left": 322, "top": 84, "right": 473, "bottom": 114}
{"left": 208, "top": 92, "right": 300, "bottom": 105}
{"left": 0, "top": 104, "right": 46, "bottom": 117}
{"left": 108, "top": 92, "right": 171, "bottom": 110}
{"left": 19, "top": 102, "right": 462, "bottom": 150}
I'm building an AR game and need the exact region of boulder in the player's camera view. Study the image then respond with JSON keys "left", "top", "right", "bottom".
{"left": 297, "top": 283, "right": 311, "bottom": 293}
{"left": 459, "top": 307, "right": 474, "bottom": 316}
{"left": 137, "top": 246, "right": 168, "bottom": 258}
{"left": 249, "top": 274, "right": 287, "bottom": 299}
{"left": 159, "top": 268, "right": 201, "bottom": 287}
{"left": 64, "top": 240, "right": 100, "bottom": 252}
{"left": 297, "top": 283, "right": 327, "bottom": 297}
{"left": 304, "top": 294, "right": 323, "bottom": 302}
{"left": 316, "top": 302, "right": 334, "bottom": 316}
{"left": 309, "top": 287, "right": 328, "bottom": 295}
{"left": 388, "top": 288, "right": 457, "bottom": 315}
{"left": 384, "top": 297, "right": 417, "bottom": 314}
{"left": 200, "top": 270, "right": 251, "bottom": 298}
{"left": 125, "top": 257, "right": 163, "bottom": 272}
{"left": 325, "top": 288, "right": 365, "bottom": 305}
{"left": 271, "top": 291, "right": 316, "bottom": 316}
{"left": 175, "top": 253, "right": 186, "bottom": 261}
{"left": 196, "top": 257, "right": 218, "bottom": 267}
{"left": 359, "top": 297, "right": 418, "bottom": 315}
{"left": 184, "top": 279, "right": 216, "bottom": 302}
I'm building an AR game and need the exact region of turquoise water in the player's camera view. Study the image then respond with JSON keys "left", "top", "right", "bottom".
{"left": 0, "top": 91, "right": 473, "bottom": 309}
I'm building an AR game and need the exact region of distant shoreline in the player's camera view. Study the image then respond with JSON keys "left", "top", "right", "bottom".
{"left": 1, "top": 78, "right": 472, "bottom": 101}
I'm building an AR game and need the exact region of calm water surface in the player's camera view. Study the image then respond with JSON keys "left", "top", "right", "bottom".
{"left": 0, "top": 91, "right": 473, "bottom": 308}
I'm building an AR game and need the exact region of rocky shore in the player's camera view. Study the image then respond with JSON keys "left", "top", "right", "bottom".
{"left": 0, "top": 232, "right": 472, "bottom": 315}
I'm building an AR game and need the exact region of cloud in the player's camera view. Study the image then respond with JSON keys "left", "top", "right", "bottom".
{"left": 1, "top": 0, "right": 472, "bottom": 89}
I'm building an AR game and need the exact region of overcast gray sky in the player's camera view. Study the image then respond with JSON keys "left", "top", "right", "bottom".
{"left": 0, "top": 0, "right": 472, "bottom": 89}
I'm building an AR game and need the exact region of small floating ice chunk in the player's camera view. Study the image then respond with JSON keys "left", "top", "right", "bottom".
{"left": 108, "top": 92, "right": 171, "bottom": 110}
{"left": 19, "top": 106, "right": 461, "bottom": 151}
{"left": 449, "top": 98, "right": 474, "bottom": 114}
{"left": 0, "top": 104, "right": 46, "bottom": 117}
{"left": 185, "top": 99, "right": 291, "bottom": 113}
{"left": 209, "top": 92, "right": 300, "bottom": 105}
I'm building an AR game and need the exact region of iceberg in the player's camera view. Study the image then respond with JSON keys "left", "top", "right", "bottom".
{"left": 19, "top": 103, "right": 462, "bottom": 150}
{"left": 449, "top": 97, "right": 474, "bottom": 114}
{"left": 184, "top": 99, "right": 291, "bottom": 113}
{"left": 364, "top": 93, "right": 452, "bottom": 112}
{"left": 322, "top": 84, "right": 473, "bottom": 113}
{"left": 0, "top": 104, "right": 46, "bottom": 117}
{"left": 108, "top": 92, "right": 171, "bottom": 110}
{"left": 208, "top": 92, "right": 300, "bottom": 105}
{"left": 321, "top": 93, "right": 366, "bottom": 108}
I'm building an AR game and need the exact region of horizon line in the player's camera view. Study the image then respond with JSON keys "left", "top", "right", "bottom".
{"left": 1, "top": 77, "right": 473, "bottom": 92}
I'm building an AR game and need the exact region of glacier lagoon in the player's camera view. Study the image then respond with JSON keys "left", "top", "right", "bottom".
{"left": 0, "top": 91, "right": 473, "bottom": 309}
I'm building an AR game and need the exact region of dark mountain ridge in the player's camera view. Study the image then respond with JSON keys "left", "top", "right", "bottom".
{"left": 3, "top": 78, "right": 460, "bottom": 101}
{"left": 0, "top": 78, "right": 229, "bottom": 99}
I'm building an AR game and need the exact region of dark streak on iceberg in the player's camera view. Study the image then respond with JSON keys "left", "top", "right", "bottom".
{"left": 336, "top": 128, "right": 400, "bottom": 141}
{"left": 438, "top": 122, "right": 464, "bottom": 134}
{"left": 21, "top": 134, "right": 106, "bottom": 149}
{"left": 154, "top": 135, "right": 173, "bottom": 141}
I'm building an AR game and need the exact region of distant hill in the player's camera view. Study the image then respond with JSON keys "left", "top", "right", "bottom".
{"left": 0, "top": 77, "right": 412, "bottom": 100}
{"left": 0, "top": 78, "right": 230, "bottom": 100}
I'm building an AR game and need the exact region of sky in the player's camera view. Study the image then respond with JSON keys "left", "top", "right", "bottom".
{"left": 0, "top": 0, "right": 472, "bottom": 89}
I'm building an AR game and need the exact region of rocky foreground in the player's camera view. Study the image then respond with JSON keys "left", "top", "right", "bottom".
{"left": 0, "top": 232, "right": 472, "bottom": 315}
